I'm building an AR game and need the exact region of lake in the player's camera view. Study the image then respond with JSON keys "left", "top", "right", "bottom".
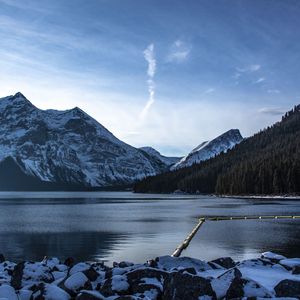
{"left": 0, "top": 192, "right": 299, "bottom": 264}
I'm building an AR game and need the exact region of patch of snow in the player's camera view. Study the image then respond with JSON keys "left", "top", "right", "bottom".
{"left": 111, "top": 274, "right": 129, "bottom": 292}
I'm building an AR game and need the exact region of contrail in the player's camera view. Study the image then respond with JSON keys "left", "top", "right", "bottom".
{"left": 140, "top": 44, "right": 156, "bottom": 120}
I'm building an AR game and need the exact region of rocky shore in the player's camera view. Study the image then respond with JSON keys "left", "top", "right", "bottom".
{"left": 0, "top": 252, "right": 299, "bottom": 299}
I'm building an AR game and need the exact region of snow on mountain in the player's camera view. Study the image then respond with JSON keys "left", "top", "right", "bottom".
{"left": 0, "top": 93, "right": 170, "bottom": 188}
{"left": 139, "top": 146, "right": 181, "bottom": 167}
{"left": 172, "top": 129, "right": 243, "bottom": 170}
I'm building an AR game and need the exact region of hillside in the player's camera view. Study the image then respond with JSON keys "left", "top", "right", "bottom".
{"left": 134, "top": 105, "right": 300, "bottom": 195}
{"left": 0, "top": 93, "right": 173, "bottom": 190}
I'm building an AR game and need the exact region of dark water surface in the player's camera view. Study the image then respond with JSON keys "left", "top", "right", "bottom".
{"left": 0, "top": 192, "right": 299, "bottom": 264}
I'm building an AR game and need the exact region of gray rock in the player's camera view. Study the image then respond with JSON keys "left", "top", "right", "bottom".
{"left": 10, "top": 261, "right": 25, "bottom": 290}
{"left": 163, "top": 271, "right": 217, "bottom": 300}
{"left": 275, "top": 279, "right": 300, "bottom": 298}
{"left": 211, "top": 257, "right": 236, "bottom": 269}
{"left": 0, "top": 254, "right": 5, "bottom": 263}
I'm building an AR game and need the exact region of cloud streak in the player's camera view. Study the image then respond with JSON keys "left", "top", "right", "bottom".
{"left": 167, "top": 40, "right": 191, "bottom": 63}
{"left": 258, "top": 107, "right": 286, "bottom": 115}
{"left": 140, "top": 44, "right": 156, "bottom": 120}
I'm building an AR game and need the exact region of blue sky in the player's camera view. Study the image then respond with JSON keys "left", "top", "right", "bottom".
{"left": 0, "top": 0, "right": 300, "bottom": 155}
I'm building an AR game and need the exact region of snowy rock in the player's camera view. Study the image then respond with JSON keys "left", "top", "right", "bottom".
{"left": 62, "top": 272, "right": 92, "bottom": 295}
{"left": 210, "top": 257, "right": 236, "bottom": 269}
{"left": 163, "top": 271, "right": 217, "bottom": 300}
{"left": 274, "top": 279, "right": 300, "bottom": 298}
{"left": 262, "top": 251, "right": 287, "bottom": 262}
{"left": 0, "top": 284, "right": 18, "bottom": 300}
{"left": 31, "top": 283, "right": 70, "bottom": 300}
{"left": 156, "top": 255, "right": 212, "bottom": 272}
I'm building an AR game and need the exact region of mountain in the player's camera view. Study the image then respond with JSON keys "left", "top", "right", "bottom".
{"left": 0, "top": 92, "right": 172, "bottom": 190}
{"left": 134, "top": 105, "right": 300, "bottom": 195}
{"left": 139, "top": 146, "right": 181, "bottom": 167}
{"left": 171, "top": 129, "right": 243, "bottom": 170}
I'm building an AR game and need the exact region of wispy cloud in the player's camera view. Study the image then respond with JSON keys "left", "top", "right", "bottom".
{"left": 258, "top": 107, "right": 286, "bottom": 115}
{"left": 236, "top": 64, "right": 261, "bottom": 73}
{"left": 267, "top": 89, "right": 280, "bottom": 94}
{"left": 140, "top": 44, "right": 156, "bottom": 120}
{"left": 254, "top": 77, "right": 265, "bottom": 84}
{"left": 167, "top": 40, "right": 191, "bottom": 63}
{"left": 203, "top": 88, "right": 215, "bottom": 94}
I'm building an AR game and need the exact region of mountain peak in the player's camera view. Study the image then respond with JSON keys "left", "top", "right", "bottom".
{"left": 12, "top": 92, "right": 26, "bottom": 99}
{"left": 172, "top": 129, "right": 243, "bottom": 169}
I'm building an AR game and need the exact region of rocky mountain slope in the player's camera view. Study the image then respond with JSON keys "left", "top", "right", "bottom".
{"left": 0, "top": 92, "right": 172, "bottom": 189}
{"left": 139, "top": 146, "right": 181, "bottom": 167}
{"left": 172, "top": 129, "right": 243, "bottom": 169}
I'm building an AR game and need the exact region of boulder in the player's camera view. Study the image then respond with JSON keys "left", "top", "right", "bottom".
{"left": 275, "top": 279, "right": 300, "bottom": 298}
{"left": 61, "top": 272, "right": 92, "bottom": 296}
{"left": 83, "top": 267, "right": 99, "bottom": 282}
{"left": 99, "top": 274, "right": 129, "bottom": 297}
{"left": 0, "top": 254, "right": 5, "bottom": 263}
{"left": 30, "top": 283, "right": 70, "bottom": 300}
{"left": 163, "top": 271, "right": 217, "bottom": 300}
{"left": 0, "top": 284, "right": 18, "bottom": 300}
{"left": 210, "top": 257, "right": 236, "bottom": 269}
{"left": 10, "top": 261, "right": 25, "bottom": 289}
{"left": 225, "top": 276, "right": 272, "bottom": 299}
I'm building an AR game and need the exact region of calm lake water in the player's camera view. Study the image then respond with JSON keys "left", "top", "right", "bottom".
{"left": 0, "top": 192, "right": 299, "bottom": 264}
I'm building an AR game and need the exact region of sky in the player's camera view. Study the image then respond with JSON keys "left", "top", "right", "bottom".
{"left": 0, "top": 0, "right": 300, "bottom": 156}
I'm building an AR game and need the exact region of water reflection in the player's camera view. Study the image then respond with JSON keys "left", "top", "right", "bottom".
{"left": 0, "top": 192, "right": 299, "bottom": 263}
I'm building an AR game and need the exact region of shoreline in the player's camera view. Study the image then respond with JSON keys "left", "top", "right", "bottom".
{"left": 0, "top": 252, "right": 299, "bottom": 299}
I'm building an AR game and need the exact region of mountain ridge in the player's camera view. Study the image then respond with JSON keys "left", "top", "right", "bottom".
{"left": 0, "top": 92, "right": 173, "bottom": 189}
{"left": 172, "top": 129, "right": 243, "bottom": 169}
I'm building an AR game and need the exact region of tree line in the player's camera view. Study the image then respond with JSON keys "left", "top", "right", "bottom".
{"left": 134, "top": 105, "right": 300, "bottom": 195}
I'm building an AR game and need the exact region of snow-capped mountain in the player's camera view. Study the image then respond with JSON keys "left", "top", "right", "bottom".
{"left": 0, "top": 93, "right": 172, "bottom": 189}
{"left": 171, "top": 129, "right": 243, "bottom": 170}
{"left": 139, "top": 147, "right": 181, "bottom": 167}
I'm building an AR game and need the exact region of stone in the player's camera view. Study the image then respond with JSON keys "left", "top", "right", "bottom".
{"left": 0, "top": 284, "right": 18, "bottom": 300}
{"left": 0, "top": 254, "right": 5, "bottom": 263}
{"left": 83, "top": 267, "right": 99, "bottom": 282}
{"left": 163, "top": 272, "right": 217, "bottom": 300}
{"left": 275, "top": 279, "right": 300, "bottom": 298}
{"left": 64, "top": 257, "right": 75, "bottom": 267}
{"left": 10, "top": 261, "right": 25, "bottom": 290}
{"left": 211, "top": 257, "right": 236, "bottom": 269}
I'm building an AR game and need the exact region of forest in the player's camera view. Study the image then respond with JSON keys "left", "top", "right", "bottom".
{"left": 134, "top": 105, "right": 300, "bottom": 195}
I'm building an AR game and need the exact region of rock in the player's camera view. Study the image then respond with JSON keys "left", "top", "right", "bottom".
{"left": 117, "top": 261, "right": 134, "bottom": 268}
{"left": 225, "top": 276, "right": 272, "bottom": 299}
{"left": 69, "top": 263, "right": 91, "bottom": 276}
{"left": 274, "top": 279, "right": 300, "bottom": 298}
{"left": 76, "top": 290, "right": 105, "bottom": 299}
{"left": 0, "top": 254, "right": 5, "bottom": 263}
{"left": 126, "top": 268, "right": 168, "bottom": 283}
{"left": 11, "top": 261, "right": 25, "bottom": 289}
{"left": 261, "top": 251, "right": 286, "bottom": 263}
{"left": 61, "top": 272, "right": 92, "bottom": 296}
{"left": 83, "top": 267, "right": 99, "bottom": 282}
{"left": 292, "top": 265, "right": 300, "bottom": 274}
{"left": 64, "top": 257, "right": 75, "bottom": 267}
{"left": 178, "top": 267, "right": 197, "bottom": 275}
{"left": 210, "top": 257, "right": 236, "bottom": 269}
{"left": 99, "top": 274, "right": 129, "bottom": 297}
{"left": 0, "top": 284, "right": 18, "bottom": 300}
{"left": 30, "top": 283, "right": 70, "bottom": 300}
{"left": 163, "top": 272, "right": 217, "bottom": 300}
{"left": 22, "top": 262, "right": 54, "bottom": 286}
